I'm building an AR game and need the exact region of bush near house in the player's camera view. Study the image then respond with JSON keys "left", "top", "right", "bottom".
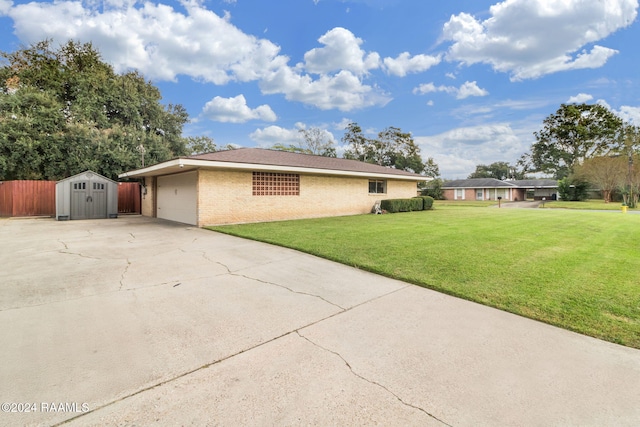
{"left": 420, "top": 196, "right": 434, "bottom": 210}
{"left": 381, "top": 196, "right": 433, "bottom": 212}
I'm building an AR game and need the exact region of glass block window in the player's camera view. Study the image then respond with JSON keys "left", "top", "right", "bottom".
{"left": 252, "top": 172, "right": 300, "bottom": 196}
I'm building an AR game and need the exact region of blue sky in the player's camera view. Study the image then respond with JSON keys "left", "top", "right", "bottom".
{"left": 1, "top": 0, "right": 639, "bottom": 178}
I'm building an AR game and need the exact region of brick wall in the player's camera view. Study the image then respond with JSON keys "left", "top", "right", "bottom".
{"left": 444, "top": 187, "right": 526, "bottom": 201}
{"left": 197, "top": 170, "right": 417, "bottom": 226}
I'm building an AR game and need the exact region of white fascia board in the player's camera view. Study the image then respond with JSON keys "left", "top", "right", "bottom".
{"left": 120, "top": 158, "right": 428, "bottom": 181}
{"left": 118, "top": 159, "right": 184, "bottom": 178}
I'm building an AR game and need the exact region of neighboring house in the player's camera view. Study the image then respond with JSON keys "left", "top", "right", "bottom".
{"left": 442, "top": 178, "right": 557, "bottom": 201}
{"left": 119, "top": 148, "right": 427, "bottom": 226}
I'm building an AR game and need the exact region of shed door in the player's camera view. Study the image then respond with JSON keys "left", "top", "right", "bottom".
{"left": 71, "top": 181, "right": 89, "bottom": 219}
{"left": 70, "top": 180, "right": 108, "bottom": 219}
{"left": 157, "top": 172, "right": 197, "bottom": 225}
{"left": 90, "top": 182, "right": 107, "bottom": 218}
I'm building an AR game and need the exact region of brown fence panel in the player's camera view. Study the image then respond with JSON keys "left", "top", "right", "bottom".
{"left": 118, "top": 182, "right": 141, "bottom": 214}
{"left": 0, "top": 181, "right": 56, "bottom": 217}
{"left": 0, "top": 181, "right": 14, "bottom": 217}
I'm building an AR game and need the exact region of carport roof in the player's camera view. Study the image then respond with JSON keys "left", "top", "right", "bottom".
{"left": 119, "top": 148, "right": 428, "bottom": 181}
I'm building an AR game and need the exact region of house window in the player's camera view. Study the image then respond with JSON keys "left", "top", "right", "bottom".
{"left": 455, "top": 188, "right": 464, "bottom": 200}
{"left": 369, "top": 180, "right": 386, "bottom": 194}
{"left": 252, "top": 172, "right": 299, "bottom": 196}
{"left": 476, "top": 189, "right": 483, "bottom": 200}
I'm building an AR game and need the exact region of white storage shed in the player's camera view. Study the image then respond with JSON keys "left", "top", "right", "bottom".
{"left": 56, "top": 171, "right": 118, "bottom": 220}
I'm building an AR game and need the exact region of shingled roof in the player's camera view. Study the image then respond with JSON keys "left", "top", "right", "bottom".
{"left": 186, "top": 148, "right": 423, "bottom": 177}
{"left": 120, "top": 148, "right": 426, "bottom": 180}
{"left": 442, "top": 178, "right": 558, "bottom": 188}
{"left": 442, "top": 178, "right": 516, "bottom": 188}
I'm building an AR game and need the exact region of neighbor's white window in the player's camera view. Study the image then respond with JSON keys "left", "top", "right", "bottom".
{"left": 455, "top": 188, "right": 464, "bottom": 200}
{"left": 369, "top": 180, "right": 386, "bottom": 194}
{"left": 476, "top": 189, "right": 483, "bottom": 200}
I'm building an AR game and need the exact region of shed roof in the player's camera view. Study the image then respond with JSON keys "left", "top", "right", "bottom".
{"left": 57, "top": 170, "right": 116, "bottom": 184}
{"left": 119, "top": 148, "right": 427, "bottom": 181}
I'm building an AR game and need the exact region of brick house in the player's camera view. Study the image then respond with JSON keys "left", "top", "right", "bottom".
{"left": 119, "top": 148, "right": 427, "bottom": 226}
{"left": 442, "top": 178, "right": 558, "bottom": 201}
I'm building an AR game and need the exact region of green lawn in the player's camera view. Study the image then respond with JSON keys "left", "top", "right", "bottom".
{"left": 541, "top": 199, "right": 636, "bottom": 211}
{"left": 208, "top": 207, "right": 640, "bottom": 348}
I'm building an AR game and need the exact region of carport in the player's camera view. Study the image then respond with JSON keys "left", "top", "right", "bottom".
{"left": 55, "top": 170, "right": 118, "bottom": 220}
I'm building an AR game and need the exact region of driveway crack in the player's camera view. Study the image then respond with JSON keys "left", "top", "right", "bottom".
{"left": 119, "top": 259, "right": 131, "bottom": 290}
{"left": 296, "top": 331, "right": 452, "bottom": 427}
{"left": 209, "top": 259, "right": 345, "bottom": 310}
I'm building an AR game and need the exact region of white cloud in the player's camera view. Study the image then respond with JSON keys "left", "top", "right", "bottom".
{"left": 457, "top": 81, "right": 489, "bottom": 99}
{"left": 260, "top": 67, "right": 391, "bottom": 111}
{"left": 0, "top": 0, "right": 12, "bottom": 15}
{"left": 617, "top": 106, "right": 640, "bottom": 125}
{"left": 250, "top": 125, "right": 303, "bottom": 146}
{"left": 303, "top": 27, "right": 380, "bottom": 75}
{"left": 382, "top": 52, "right": 441, "bottom": 77}
{"left": 597, "top": 99, "right": 640, "bottom": 125}
{"left": 1, "top": 2, "right": 392, "bottom": 112}
{"left": 201, "top": 95, "right": 277, "bottom": 123}
{"left": 567, "top": 93, "right": 594, "bottom": 104}
{"left": 415, "top": 124, "right": 527, "bottom": 178}
{"left": 4, "top": 1, "right": 286, "bottom": 85}
{"left": 413, "top": 81, "right": 488, "bottom": 99}
{"left": 442, "top": 0, "right": 638, "bottom": 80}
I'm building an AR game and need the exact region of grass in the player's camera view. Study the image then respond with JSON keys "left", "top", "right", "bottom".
{"left": 542, "top": 199, "right": 636, "bottom": 211}
{"left": 433, "top": 200, "right": 498, "bottom": 208}
{"left": 208, "top": 207, "right": 640, "bottom": 348}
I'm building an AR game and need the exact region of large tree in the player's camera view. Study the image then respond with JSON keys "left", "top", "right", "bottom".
{"left": 298, "top": 127, "right": 336, "bottom": 157}
{"left": 342, "top": 123, "right": 429, "bottom": 174}
{"left": 0, "top": 40, "right": 190, "bottom": 180}
{"left": 574, "top": 156, "right": 626, "bottom": 202}
{"left": 271, "top": 127, "right": 337, "bottom": 157}
{"left": 468, "top": 161, "right": 526, "bottom": 180}
{"left": 529, "top": 103, "right": 623, "bottom": 179}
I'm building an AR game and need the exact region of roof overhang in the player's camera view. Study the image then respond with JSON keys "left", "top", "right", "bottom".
{"left": 118, "top": 158, "right": 429, "bottom": 182}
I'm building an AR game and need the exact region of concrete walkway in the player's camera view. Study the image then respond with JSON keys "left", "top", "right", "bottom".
{"left": 1, "top": 216, "right": 639, "bottom": 426}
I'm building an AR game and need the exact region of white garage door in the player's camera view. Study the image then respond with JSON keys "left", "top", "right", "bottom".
{"left": 157, "top": 171, "right": 198, "bottom": 225}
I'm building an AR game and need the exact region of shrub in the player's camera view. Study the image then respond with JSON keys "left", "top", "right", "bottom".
{"left": 420, "top": 178, "right": 445, "bottom": 199}
{"left": 381, "top": 197, "right": 425, "bottom": 213}
{"left": 421, "top": 196, "right": 434, "bottom": 210}
{"left": 558, "top": 177, "right": 588, "bottom": 201}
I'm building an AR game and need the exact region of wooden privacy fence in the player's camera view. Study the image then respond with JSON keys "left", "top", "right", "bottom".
{"left": 0, "top": 180, "right": 141, "bottom": 217}
{"left": 117, "top": 182, "right": 141, "bottom": 214}
{"left": 0, "top": 180, "right": 55, "bottom": 217}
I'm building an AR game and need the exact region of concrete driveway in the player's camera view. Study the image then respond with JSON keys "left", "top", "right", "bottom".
{"left": 1, "top": 216, "right": 639, "bottom": 426}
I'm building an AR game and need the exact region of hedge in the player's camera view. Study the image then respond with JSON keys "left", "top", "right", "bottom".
{"left": 379, "top": 196, "right": 434, "bottom": 213}
{"left": 420, "top": 196, "right": 434, "bottom": 210}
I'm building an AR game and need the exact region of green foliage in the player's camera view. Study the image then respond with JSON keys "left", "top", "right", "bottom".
{"left": 0, "top": 40, "right": 190, "bottom": 180}
{"left": 185, "top": 136, "right": 217, "bottom": 155}
{"left": 380, "top": 197, "right": 423, "bottom": 213}
{"left": 420, "top": 178, "right": 444, "bottom": 199}
{"left": 574, "top": 155, "right": 626, "bottom": 203}
{"left": 557, "top": 177, "right": 589, "bottom": 201}
{"left": 468, "top": 161, "right": 526, "bottom": 180}
{"left": 297, "top": 127, "right": 337, "bottom": 157}
{"left": 529, "top": 103, "right": 623, "bottom": 179}
{"left": 420, "top": 196, "right": 434, "bottom": 210}
{"left": 342, "top": 122, "right": 430, "bottom": 174}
